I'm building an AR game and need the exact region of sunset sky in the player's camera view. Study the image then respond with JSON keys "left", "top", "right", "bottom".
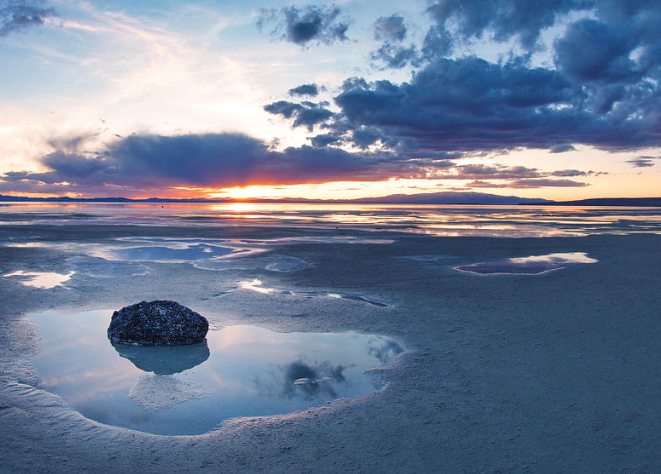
{"left": 0, "top": 0, "right": 659, "bottom": 200}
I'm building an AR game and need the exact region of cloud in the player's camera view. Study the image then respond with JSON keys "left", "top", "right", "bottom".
{"left": 554, "top": 19, "right": 641, "bottom": 83}
{"left": 0, "top": 132, "right": 464, "bottom": 196}
{"left": 0, "top": 130, "right": 602, "bottom": 197}
{"left": 425, "top": 0, "right": 592, "bottom": 51}
{"left": 452, "top": 164, "right": 543, "bottom": 180}
{"left": 336, "top": 1, "right": 661, "bottom": 153}
{"left": 0, "top": 0, "right": 56, "bottom": 37}
{"left": 509, "top": 178, "right": 589, "bottom": 188}
{"left": 370, "top": 43, "right": 418, "bottom": 69}
{"left": 373, "top": 15, "right": 406, "bottom": 42}
{"left": 549, "top": 144, "right": 576, "bottom": 153}
{"left": 468, "top": 178, "right": 588, "bottom": 189}
{"left": 288, "top": 83, "right": 320, "bottom": 97}
{"left": 310, "top": 133, "right": 341, "bottom": 148}
{"left": 550, "top": 169, "right": 593, "bottom": 177}
{"left": 627, "top": 157, "right": 656, "bottom": 168}
{"left": 263, "top": 100, "right": 334, "bottom": 131}
{"left": 370, "top": 15, "right": 418, "bottom": 69}
{"left": 319, "top": 48, "right": 661, "bottom": 154}
{"left": 257, "top": 4, "right": 350, "bottom": 46}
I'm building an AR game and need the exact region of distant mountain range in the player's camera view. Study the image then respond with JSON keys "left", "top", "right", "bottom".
{"left": 547, "top": 197, "right": 661, "bottom": 207}
{"left": 0, "top": 193, "right": 659, "bottom": 206}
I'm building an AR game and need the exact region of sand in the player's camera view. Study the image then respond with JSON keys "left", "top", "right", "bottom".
{"left": 1, "top": 220, "right": 660, "bottom": 473}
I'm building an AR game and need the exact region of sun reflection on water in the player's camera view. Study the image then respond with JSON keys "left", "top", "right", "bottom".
{"left": 0, "top": 203, "right": 660, "bottom": 236}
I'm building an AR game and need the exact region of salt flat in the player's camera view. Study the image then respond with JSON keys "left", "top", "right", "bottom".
{"left": 1, "top": 206, "right": 660, "bottom": 473}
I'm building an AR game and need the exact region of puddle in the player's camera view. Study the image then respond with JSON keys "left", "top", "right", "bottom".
{"left": 28, "top": 309, "right": 402, "bottom": 435}
{"left": 120, "top": 236, "right": 394, "bottom": 246}
{"left": 194, "top": 254, "right": 309, "bottom": 273}
{"left": 66, "top": 256, "right": 150, "bottom": 278}
{"left": 107, "top": 243, "right": 253, "bottom": 262}
{"left": 403, "top": 255, "right": 457, "bottom": 262}
{"left": 238, "top": 279, "right": 389, "bottom": 307}
{"left": 3, "top": 270, "right": 74, "bottom": 289}
{"left": 456, "top": 252, "right": 598, "bottom": 275}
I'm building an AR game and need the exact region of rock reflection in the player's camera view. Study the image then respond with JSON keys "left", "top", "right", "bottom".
{"left": 112, "top": 341, "right": 210, "bottom": 375}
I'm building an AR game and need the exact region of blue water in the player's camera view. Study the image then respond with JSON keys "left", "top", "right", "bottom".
{"left": 1, "top": 202, "right": 660, "bottom": 236}
{"left": 29, "top": 309, "right": 403, "bottom": 435}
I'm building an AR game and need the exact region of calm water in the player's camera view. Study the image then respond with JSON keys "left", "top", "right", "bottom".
{"left": 1, "top": 202, "right": 661, "bottom": 236}
{"left": 29, "top": 309, "right": 403, "bottom": 435}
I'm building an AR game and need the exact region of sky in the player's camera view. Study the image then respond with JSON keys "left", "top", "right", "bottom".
{"left": 0, "top": 0, "right": 659, "bottom": 201}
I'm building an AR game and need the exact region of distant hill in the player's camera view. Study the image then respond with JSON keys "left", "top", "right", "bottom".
{"left": 0, "top": 191, "right": 550, "bottom": 205}
{"left": 0, "top": 194, "right": 231, "bottom": 203}
{"left": 552, "top": 198, "right": 661, "bottom": 207}
{"left": 3, "top": 193, "right": 659, "bottom": 206}
{"left": 348, "top": 192, "right": 552, "bottom": 205}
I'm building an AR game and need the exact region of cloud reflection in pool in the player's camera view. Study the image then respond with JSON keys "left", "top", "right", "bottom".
{"left": 29, "top": 309, "right": 403, "bottom": 435}
{"left": 456, "top": 252, "right": 598, "bottom": 275}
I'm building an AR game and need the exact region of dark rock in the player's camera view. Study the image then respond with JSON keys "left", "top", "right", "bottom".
{"left": 108, "top": 300, "right": 209, "bottom": 346}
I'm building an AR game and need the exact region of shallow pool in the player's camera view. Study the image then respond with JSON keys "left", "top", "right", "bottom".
{"left": 29, "top": 309, "right": 402, "bottom": 435}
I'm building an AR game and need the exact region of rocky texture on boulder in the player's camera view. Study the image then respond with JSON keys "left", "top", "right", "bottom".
{"left": 108, "top": 300, "right": 208, "bottom": 346}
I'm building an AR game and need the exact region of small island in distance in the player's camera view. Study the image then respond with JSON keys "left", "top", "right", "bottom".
{"left": 1, "top": 192, "right": 659, "bottom": 207}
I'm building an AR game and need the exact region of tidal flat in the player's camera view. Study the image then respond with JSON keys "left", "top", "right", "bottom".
{"left": 1, "top": 203, "right": 661, "bottom": 473}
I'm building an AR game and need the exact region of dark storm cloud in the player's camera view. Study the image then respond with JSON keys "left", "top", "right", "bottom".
{"left": 554, "top": 19, "right": 641, "bottom": 83}
{"left": 310, "top": 133, "right": 341, "bottom": 148}
{"left": 421, "top": 25, "right": 453, "bottom": 59}
{"left": 263, "top": 100, "right": 333, "bottom": 131}
{"left": 351, "top": 127, "right": 383, "bottom": 149}
{"left": 260, "top": 2, "right": 660, "bottom": 156}
{"left": 257, "top": 4, "right": 350, "bottom": 46}
{"left": 322, "top": 50, "right": 661, "bottom": 153}
{"left": 0, "top": 0, "right": 56, "bottom": 37}
{"left": 373, "top": 15, "right": 407, "bottom": 42}
{"left": 425, "top": 0, "right": 593, "bottom": 51}
{"left": 288, "top": 83, "right": 320, "bottom": 97}
{"left": 0, "top": 132, "right": 465, "bottom": 195}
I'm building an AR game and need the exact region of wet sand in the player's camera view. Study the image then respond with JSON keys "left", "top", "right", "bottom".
{"left": 1, "top": 221, "right": 660, "bottom": 473}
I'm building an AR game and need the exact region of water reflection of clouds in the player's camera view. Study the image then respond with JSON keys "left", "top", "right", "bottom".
{"left": 1, "top": 203, "right": 660, "bottom": 236}
{"left": 456, "top": 252, "right": 598, "bottom": 275}
{"left": 28, "top": 310, "right": 403, "bottom": 435}
{"left": 2, "top": 270, "right": 73, "bottom": 289}
{"left": 368, "top": 339, "right": 404, "bottom": 365}
{"left": 282, "top": 360, "right": 349, "bottom": 400}
{"left": 238, "top": 279, "right": 390, "bottom": 307}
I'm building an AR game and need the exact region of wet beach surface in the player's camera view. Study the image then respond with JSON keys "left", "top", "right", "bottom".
{"left": 1, "top": 204, "right": 661, "bottom": 473}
